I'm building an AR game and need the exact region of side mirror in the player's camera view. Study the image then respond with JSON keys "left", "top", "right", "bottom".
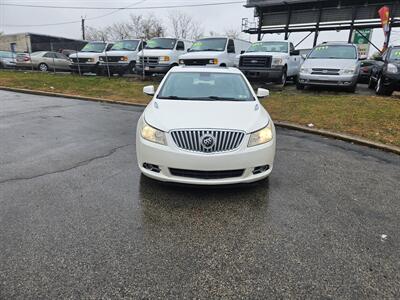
{"left": 256, "top": 88, "right": 270, "bottom": 99}
{"left": 375, "top": 56, "right": 383, "bottom": 62}
{"left": 290, "top": 50, "right": 300, "bottom": 56}
{"left": 301, "top": 54, "right": 307, "bottom": 60}
{"left": 241, "top": 50, "right": 246, "bottom": 54}
{"left": 143, "top": 85, "right": 155, "bottom": 96}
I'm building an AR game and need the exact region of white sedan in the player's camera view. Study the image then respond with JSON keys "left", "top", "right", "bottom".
{"left": 136, "top": 66, "right": 276, "bottom": 185}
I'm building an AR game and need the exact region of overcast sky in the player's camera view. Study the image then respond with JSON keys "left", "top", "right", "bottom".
{"left": 0, "top": 0, "right": 396, "bottom": 54}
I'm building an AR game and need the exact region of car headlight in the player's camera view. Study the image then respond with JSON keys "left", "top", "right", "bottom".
{"left": 341, "top": 68, "right": 356, "bottom": 75}
{"left": 87, "top": 58, "right": 95, "bottom": 63}
{"left": 141, "top": 120, "right": 167, "bottom": 145}
{"left": 179, "top": 59, "right": 185, "bottom": 65}
{"left": 209, "top": 58, "right": 218, "bottom": 65}
{"left": 272, "top": 58, "right": 284, "bottom": 66}
{"left": 300, "top": 67, "right": 311, "bottom": 74}
{"left": 159, "top": 56, "right": 170, "bottom": 63}
{"left": 248, "top": 122, "right": 273, "bottom": 147}
{"left": 120, "top": 56, "right": 129, "bottom": 62}
{"left": 99, "top": 57, "right": 104, "bottom": 61}
{"left": 387, "top": 63, "right": 398, "bottom": 74}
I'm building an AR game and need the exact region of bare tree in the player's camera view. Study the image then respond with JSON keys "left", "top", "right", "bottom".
{"left": 84, "top": 14, "right": 166, "bottom": 42}
{"left": 85, "top": 26, "right": 111, "bottom": 41}
{"left": 168, "top": 11, "right": 203, "bottom": 40}
{"left": 224, "top": 28, "right": 242, "bottom": 39}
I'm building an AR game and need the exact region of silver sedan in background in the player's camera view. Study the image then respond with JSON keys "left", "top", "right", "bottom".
{"left": 16, "top": 51, "right": 71, "bottom": 72}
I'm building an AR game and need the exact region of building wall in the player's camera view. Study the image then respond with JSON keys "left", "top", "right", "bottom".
{"left": 0, "top": 34, "right": 31, "bottom": 52}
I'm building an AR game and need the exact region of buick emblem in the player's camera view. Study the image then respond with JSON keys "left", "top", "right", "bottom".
{"left": 201, "top": 135, "right": 215, "bottom": 149}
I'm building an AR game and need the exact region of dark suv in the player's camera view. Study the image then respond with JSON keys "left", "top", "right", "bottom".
{"left": 369, "top": 46, "right": 400, "bottom": 96}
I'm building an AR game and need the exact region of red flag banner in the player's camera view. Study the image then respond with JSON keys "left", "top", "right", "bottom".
{"left": 379, "top": 6, "right": 390, "bottom": 35}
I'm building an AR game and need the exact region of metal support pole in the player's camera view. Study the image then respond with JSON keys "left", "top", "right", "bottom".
{"left": 50, "top": 42, "right": 56, "bottom": 73}
{"left": 75, "top": 48, "right": 82, "bottom": 76}
{"left": 348, "top": 6, "right": 358, "bottom": 43}
{"left": 25, "top": 34, "right": 34, "bottom": 72}
{"left": 313, "top": 6, "right": 322, "bottom": 47}
{"left": 141, "top": 38, "right": 145, "bottom": 81}
{"left": 285, "top": 6, "right": 292, "bottom": 40}
{"left": 81, "top": 18, "right": 86, "bottom": 40}
{"left": 386, "top": 2, "right": 397, "bottom": 48}
{"left": 295, "top": 31, "right": 313, "bottom": 48}
{"left": 257, "top": 8, "right": 263, "bottom": 41}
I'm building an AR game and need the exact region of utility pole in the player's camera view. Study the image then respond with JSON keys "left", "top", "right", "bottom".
{"left": 81, "top": 17, "right": 86, "bottom": 40}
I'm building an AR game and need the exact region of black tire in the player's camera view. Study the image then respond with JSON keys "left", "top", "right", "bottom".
{"left": 220, "top": 63, "right": 227, "bottom": 67}
{"left": 376, "top": 76, "right": 393, "bottom": 96}
{"left": 128, "top": 61, "right": 136, "bottom": 74}
{"left": 368, "top": 76, "right": 376, "bottom": 89}
{"left": 278, "top": 67, "right": 287, "bottom": 86}
{"left": 38, "top": 63, "right": 48, "bottom": 72}
{"left": 296, "top": 82, "right": 305, "bottom": 90}
{"left": 346, "top": 83, "right": 357, "bottom": 93}
{"left": 0, "top": 63, "right": 4, "bottom": 69}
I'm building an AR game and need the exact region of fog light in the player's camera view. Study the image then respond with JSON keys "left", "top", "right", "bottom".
{"left": 253, "top": 165, "right": 270, "bottom": 175}
{"left": 143, "top": 163, "right": 161, "bottom": 173}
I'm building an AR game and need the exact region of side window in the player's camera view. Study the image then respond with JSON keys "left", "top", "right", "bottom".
{"left": 106, "top": 44, "right": 114, "bottom": 51}
{"left": 56, "top": 53, "right": 67, "bottom": 59}
{"left": 139, "top": 41, "right": 146, "bottom": 51}
{"left": 44, "top": 52, "right": 56, "bottom": 58}
{"left": 227, "top": 39, "right": 235, "bottom": 53}
{"left": 176, "top": 41, "right": 185, "bottom": 51}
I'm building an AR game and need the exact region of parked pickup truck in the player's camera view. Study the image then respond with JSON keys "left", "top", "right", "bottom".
{"left": 239, "top": 41, "right": 301, "bottom": 85}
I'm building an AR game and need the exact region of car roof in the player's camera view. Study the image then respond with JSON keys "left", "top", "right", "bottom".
{"left": 319, "top": 42, "right": 356, "bottom": 46}
{"left": 170, "top": 66, "right": 242, "bottom": 74}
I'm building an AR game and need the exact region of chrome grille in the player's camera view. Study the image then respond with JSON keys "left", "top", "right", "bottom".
{"left": 171, "top": 129, "right": 245, "bottom": 153}
{"left": 311, "top": 68, "right": 340, "bottom": 75}
{"left": 240, "top": 56, "right": 272, "bottom": 68}
{"left": 138, "top": 56, "right": 159, "bottom": 65}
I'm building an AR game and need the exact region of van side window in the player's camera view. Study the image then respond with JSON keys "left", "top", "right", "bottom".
{"left": 227, "top": 39, "right": 235, "bottom": 53}
{"left": 176, "top": 41, "right": 185, "bottom": 51}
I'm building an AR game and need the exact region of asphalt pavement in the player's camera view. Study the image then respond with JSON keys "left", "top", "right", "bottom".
{"left": 1, "top": 90, "right": 399, "bottom": 299}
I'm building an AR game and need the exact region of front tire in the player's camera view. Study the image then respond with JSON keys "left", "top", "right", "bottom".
{"left": 368, "top": 76, "right": 376, "bottom": 89}
{"left": 346, "top": 83, "right": 357, "bottom": 93}
{"left": 38, "top": 63, "right": 48, "bottom": 72}
{"left": 296, "top": 81, "right": 305, "bottom": 90}
{"left": 376, "top": 76, "right": 393, "bottom": 96}
{"left": 278, "top": 67, "right": 287, "bottom": 86}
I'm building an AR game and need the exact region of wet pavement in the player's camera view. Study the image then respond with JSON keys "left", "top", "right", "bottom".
{"left": 1, "top": 91, "right": 399, "bottom": 299}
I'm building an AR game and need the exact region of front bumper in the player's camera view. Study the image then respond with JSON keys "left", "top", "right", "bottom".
{"left": 136, "top": 126, "right": 276, "bottom": 185}
{"left": 299, "top": 73, "right": 358, "bottom": 86}
{"left": 98, "top": 62, "right": 130, "bottom": 73}
{"left": 239, "top": 66, "right": 284, "bottom": 81}
{"left": 135, "top": 64, "right": 171, "bottom": 74}
{"left": 70, "top": 63, "right": 98, "bottom": 73}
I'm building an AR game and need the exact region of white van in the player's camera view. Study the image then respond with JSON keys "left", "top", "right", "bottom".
{"left": 69, "top": 41, "right": 114, "bottom": 74}
{"left": 135, "top": 37, "right": 192, "bottom": 75}
{"left": 98, "top": 39, "right": 145, "bottom": 76}
{"left": 179, "top": 37, "right": 251, "bottom": 67}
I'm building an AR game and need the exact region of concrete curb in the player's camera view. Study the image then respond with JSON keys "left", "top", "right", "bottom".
{"left": 1, "top": 86, "right": 399, "bottom": 156}
{"left": 0, "top": 86, "right": 147, "bottom": 108}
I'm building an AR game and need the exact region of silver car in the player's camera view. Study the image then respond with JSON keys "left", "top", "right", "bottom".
{"left": 16, "top": 51, "right": 71, "bottom": 72}
{"left": 0, "top": 51, "right": 16, "bottom": 69}
{"left": 297, "top": 42, "right": 360, "bottom": 92}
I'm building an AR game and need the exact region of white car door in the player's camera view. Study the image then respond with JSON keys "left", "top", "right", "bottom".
{"left": 288, "top": 43, "right": 300, "bottom": 77}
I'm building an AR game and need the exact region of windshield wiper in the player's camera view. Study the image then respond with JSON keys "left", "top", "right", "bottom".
{"left": 197, "top": 96, "right": 247, "bottom": 101}
{"left": 158, "top": 96, "right": 188, "bottom": 100}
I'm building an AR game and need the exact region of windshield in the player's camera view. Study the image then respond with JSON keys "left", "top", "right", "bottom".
{"left": 189, "top": 38, "right": 227, "bottom": 52}
{"left": 308, "top": 45, "right": 357, "bottom": 59}
{"left": 388, "top": 48, "right": 400, "bottom": 61}
{"left": 157, "top": 72, "right": 254, "bottom": 101}
{"left": 145, "top": 38, "right": 177, "bottom": 50}
{"left": 110, "top": 40, "right": 139, "bottom": 51}
{"left": 247, "top": 41, "right": 288, "bottom": 53}
{"left": 0, "top": 51, "right": 13, "bottom": 58}
{"left": 81, "top": 42, "right": 106, "bottom": 53}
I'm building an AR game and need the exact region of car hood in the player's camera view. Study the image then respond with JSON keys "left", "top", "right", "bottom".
{"left": 180, "top": 51, "right": 225, "bottom": 59}
{"left": 69, "top": 52, "right": 104, "bottom": 58}
{"left": 137, "top": 49, "right": 173, "bottom": 57}
{"left": 242, "top": 52, "right": 287, "bottom": 58}
{"left": 303, "top": 58, "right": 358, "bottom": 69}
{"left": 104, "top": 50, "right": 131, "bottom": 57}
{"left": 144, "top": 100, "right": 270, "bottom": 133}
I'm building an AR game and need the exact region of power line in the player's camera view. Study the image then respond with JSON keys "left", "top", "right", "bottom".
{"left": 1, "top": 1, "right": 245, "bottom": 10}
